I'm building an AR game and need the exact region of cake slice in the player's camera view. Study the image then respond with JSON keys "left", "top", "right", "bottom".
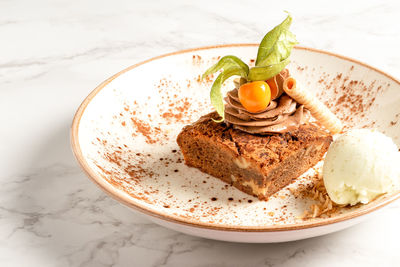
{"left": 177, "top": 112, "right": 332, "bottom": 200}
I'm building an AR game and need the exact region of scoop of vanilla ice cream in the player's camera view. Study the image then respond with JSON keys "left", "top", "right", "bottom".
{"left": 323, "top": 129, "right": 400, "bottom": 205}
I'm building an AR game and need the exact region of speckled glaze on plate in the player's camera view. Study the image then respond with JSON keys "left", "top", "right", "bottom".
{"left": 71, "top": 45, "right": 400, "bottom": 243}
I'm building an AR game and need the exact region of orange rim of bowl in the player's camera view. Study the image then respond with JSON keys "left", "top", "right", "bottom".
{"left": 71, "top": 44, "right": 400, "bottom": 232}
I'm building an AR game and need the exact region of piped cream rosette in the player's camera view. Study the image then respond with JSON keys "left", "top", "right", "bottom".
{"left": 283, "top": 77, "right": 343, "bottom": 134}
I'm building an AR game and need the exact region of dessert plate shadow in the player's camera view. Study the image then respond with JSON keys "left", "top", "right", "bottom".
{"left": 71, "top": 44, "right": 400, "bottom": 243}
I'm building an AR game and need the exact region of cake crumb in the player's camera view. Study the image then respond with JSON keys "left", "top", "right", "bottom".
{"left": 291, "top": 173, "right": 348, "bottom": 220}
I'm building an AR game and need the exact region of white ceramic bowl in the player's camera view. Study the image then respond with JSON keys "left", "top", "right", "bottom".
{"left": 71, "top": 44, "right": 400, "bottom": 243}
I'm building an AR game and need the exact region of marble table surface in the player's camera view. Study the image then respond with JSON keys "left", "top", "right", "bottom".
{"left": 1, "top": 0, "right": 400, "bottom": 266}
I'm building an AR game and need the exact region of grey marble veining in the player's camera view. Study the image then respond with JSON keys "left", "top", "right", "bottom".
{"left": 1, "top": 0, "right": 400, "bottom": 266}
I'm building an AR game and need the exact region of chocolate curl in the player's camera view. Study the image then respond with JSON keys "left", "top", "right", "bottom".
{"left": 283, "top": 77, "right": 343, "bottom": 134}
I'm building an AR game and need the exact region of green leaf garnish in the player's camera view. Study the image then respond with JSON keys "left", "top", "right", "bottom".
{"left": 248, "top": 59, "right": 290, "bottom": 81}
{"left": 255, "top": 13, "right": 298, "bottom": 67}
{"left": 202, "top": 55, "right": 249, "bottom": 80}
{"left": 210, "top": 66, "right": 249, "bottom": 122}
{"left": 202, "top": 12, "right": 297, "bottom": 123}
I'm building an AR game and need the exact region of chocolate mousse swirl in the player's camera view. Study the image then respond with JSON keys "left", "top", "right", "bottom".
{"left": 224, "top": 71, "right": 310, "bottom": 135}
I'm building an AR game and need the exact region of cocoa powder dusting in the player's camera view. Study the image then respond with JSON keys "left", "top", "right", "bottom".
{"left": 92, "top": 137, "right": 161, "bottom": 203}
{"left": 130, "top": 117, "right": 160, "bottom": 144}
{"left": 160, "top": 97, "right": 191, "bottom": 123}
{"left": 313, "top": 67, "right": 390, "bottom": 128}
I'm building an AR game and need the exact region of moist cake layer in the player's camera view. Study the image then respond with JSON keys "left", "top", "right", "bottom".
{"left": 177, "top": 112, "right": 333, "bottom": 200}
